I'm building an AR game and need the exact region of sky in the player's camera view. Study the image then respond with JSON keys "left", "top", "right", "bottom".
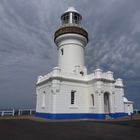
{"left": 0, "top": 0, "right": 140, "bottom": 109}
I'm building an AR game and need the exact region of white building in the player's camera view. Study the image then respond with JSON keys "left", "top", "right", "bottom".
{"left": 35, "top": 7, "right": 133, "bottom": 119}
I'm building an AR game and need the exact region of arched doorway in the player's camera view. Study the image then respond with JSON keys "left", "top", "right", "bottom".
{"left": 104, "top": 92, "right": 110, "bottom": 114}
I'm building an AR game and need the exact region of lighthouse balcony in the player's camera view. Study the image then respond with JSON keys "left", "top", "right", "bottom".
{"left": 54, "top": 26, "right": 88, "bottom": 42}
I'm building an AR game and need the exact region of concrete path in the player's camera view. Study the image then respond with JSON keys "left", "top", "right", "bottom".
{"left": 0, "top": 116, "right": 140, "bottom": 140}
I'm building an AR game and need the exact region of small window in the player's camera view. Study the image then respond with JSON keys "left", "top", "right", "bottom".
{"left": 80, "top": 71, "right": 84, "bottom": 76}
{"left": 61, "top": 48, "right": 64, "bottom": 55}
{"left": 71, "top": 90, "right": 76, "bottom": 104}
{"left": 42, "top": 91, "right": 46, "bottom": 108}
{"left": 91, "top": 94, "right": 94, "bottom": 106}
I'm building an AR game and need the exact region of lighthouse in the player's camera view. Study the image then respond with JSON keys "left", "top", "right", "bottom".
{"left": 35, "top": 7, "right": 133, "bottom": 120}
{"left": 54, "top": 7, "right": 88, "bottom": 74}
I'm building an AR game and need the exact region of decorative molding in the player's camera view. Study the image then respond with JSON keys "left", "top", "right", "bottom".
{"left": 69, "top": 106, "right": 78, "bottom": 109}
{"left": 101, "top": 90, "right": 104, "bottom": 93}
{"left": 95, "top": 90, "right": 98, "bottom": 94}
{"left": 112, "top": 91, "right": 115, "bottom": 94}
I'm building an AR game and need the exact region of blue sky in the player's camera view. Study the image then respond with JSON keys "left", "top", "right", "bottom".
{"left": 0, "top": 0, "right": 140, "bottom": 109}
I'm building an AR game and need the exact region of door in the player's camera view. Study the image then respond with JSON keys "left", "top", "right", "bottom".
{"left": 104, "top": 92, "right": 110, "bottom": 114}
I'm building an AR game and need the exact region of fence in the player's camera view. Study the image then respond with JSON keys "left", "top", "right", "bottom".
{"left": 0, "top": 109, "right": 35, "bottom": 117}
{"left": 134, "top": 109, "right": 140, "bottom": 114}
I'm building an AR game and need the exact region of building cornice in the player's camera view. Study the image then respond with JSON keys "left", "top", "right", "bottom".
{"left": 36, "top": 75, "right": 115, "bottom": 86}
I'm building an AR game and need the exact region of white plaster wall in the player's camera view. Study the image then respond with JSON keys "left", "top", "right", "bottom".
{"left": 87, "top": 83, "right": 97, "bottom": 113}
{"left": 55, "top": 34, "right": 87, "bottom": 74}
{"left": 36, "top": 75, "right": 130, "bottom": 115}
{"left": 36, "top": 82, "right": 52, "bottom": 113}
{"left": 124, "top": 103, "right": 133, "bottom": 115}
{"left": 90, "top": 81, "right": 114, "bottom": 114}
{"left": 54, "top": 80, "right": 89, "bottom": 113}
{"left": 103, "top": 83, "right": 116, "bottom": 114}
{"left": 58, "top": 44, "right": 85, "bottom": 73}
{"left": 129, "top": 104, "right": 133, "bottom": 114}
{"left": 114, "top": 88, "right": 125, "bottom": 112}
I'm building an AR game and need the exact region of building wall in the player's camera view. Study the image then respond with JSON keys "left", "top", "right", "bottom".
{"left": 57, "top": 34, "right": 86, "bottom": 74}
{"left": 114, "top": 87, "right": 125, "bottom": 113}
{"left": 124, "top": 103, "right": 133, "bottom": 115}
{"left": 36, "top": 81, "right": 52, "bottom": 113}
{"left": 36, "top": 77, "right": 127, "bottom": 117}
{"left": 54, "top": 80, "right": 88, "bottom": 113}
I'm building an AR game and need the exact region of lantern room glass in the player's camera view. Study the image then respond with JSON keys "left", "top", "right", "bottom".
{"left": 61, "top": 13, "right": 69, "bottom": 25}
{"left": 72, "top": 13, "right": 81, "bottom": 24}
{"left": 61, "top": 12, "right": 81, "bottom": 25}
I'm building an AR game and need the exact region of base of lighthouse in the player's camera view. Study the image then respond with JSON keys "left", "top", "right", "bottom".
{"left": 35, "top": 67, "right": 133, "bottom": 120}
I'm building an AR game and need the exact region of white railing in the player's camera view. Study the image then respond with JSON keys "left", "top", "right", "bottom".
{"left": 0, "top": 109, "right": 35, "bottom": 117}
{"left": 134, "top": 109, "right": 140, "bottom": 114}
{"left": 0, "top": 109, "right": 15, "bottom": 116}
{"left": 18, "top": 109, "right": 35, "bottom": 116}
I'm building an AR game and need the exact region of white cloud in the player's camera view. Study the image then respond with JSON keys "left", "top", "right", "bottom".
{"left": 0, "top": 0, "right": 140, "bottom": 108}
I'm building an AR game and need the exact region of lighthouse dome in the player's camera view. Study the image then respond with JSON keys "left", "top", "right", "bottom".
{"left": 64, "top": 7, "right": 79, "bottom": 14}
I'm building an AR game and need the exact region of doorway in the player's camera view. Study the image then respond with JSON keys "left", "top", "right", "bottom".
{"left": 104, "top": 92, "right": 110, "bottom": 114}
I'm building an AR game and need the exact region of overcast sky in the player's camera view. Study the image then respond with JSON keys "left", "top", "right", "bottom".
{"left": 0, "top": 0, "right": 140, "bottom": 109}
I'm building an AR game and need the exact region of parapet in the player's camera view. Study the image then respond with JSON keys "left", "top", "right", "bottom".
{"left": 115, "top": 78, "right": 124, "bottom": 87}
{"left": 94, "top": 69, "right": 114, "bottom": 81}
{"left": 52, "top": 67, "right": 61, "bottom": 76}
{"left": 106, "top": 71, "right": 114, "bottom": 80}
{"left": 94, "top": 69, "right": 103, "bottom": 79}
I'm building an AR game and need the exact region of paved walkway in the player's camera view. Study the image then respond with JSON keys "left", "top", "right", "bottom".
{"left": 0, "top": 116, "right": 140, "bottom": 140}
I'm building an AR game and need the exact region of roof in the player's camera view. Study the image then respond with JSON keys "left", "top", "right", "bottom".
{"left": 64, "top": 7, "right": 79, "bottom": 14}
{"left": 123, "top": 97, "right": 128, "bottom": 102}
{"left": 123, "top": 97, "right": 133, "bottom": 103}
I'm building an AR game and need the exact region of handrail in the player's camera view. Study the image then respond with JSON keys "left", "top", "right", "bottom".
{"left": 0, "top": 109, "right": 35, "bottom": 117}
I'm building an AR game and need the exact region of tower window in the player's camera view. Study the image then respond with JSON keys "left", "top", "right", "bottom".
{"left": 91, "top": 94, "right": 94, "bottom": 106}
{"left": 61, "top": 48, "right": 64, "bottom": 55}
{"left": 80, "top": 71, "right": 84, "bottom": 76}
{"left": 71, "top": 90, "right": 76, "bottom": 104}
{"left": 61, "top": 13, "right": 69, "bottom": 24}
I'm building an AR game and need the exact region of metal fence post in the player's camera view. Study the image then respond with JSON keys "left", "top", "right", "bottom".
{"left": 18, "top": 109, "right": 20, "bottom": 116}
{"left": 1, "top": 111, "right": 4, "bottom": 116}
{"left": 30, "top": 109, "right": 32, "bottom": 115}
{"left": 12, "top": 109, "right": 14, "bottom": 116}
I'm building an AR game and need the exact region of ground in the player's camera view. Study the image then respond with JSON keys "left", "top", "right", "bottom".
{"left": 0, "top": 115, "right": 140, "bottom": 140}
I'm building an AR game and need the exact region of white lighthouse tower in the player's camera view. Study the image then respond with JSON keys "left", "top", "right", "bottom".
{"left": 35, "top": 7, "right": 133, "bottom": 119}
{"left": 55, "top": 7, "right": 88, "bottom": 74}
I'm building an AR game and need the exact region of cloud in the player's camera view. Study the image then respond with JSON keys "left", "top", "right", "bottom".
{"left": 0, "top": 0, "right": 140, "bottom": 108}
{"left": 85, "top": 0, "right": 140, "bottom": 76}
